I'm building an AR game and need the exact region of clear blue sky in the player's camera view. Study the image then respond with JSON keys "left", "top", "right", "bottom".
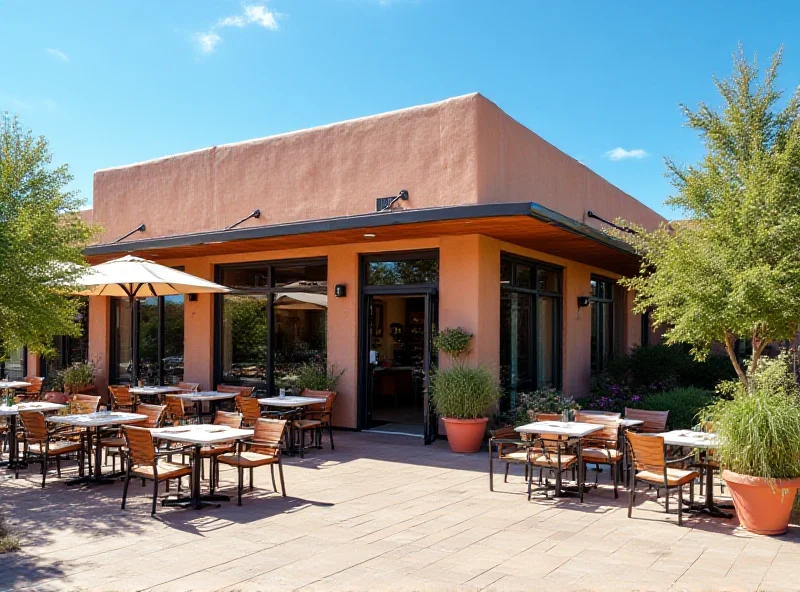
{"left": 1, "top": 1, "right": 797, "bottom": 219}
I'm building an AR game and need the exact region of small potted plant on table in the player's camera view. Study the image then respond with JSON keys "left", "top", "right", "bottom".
{"left": 706, "top": 354, "right": 800, "bottom": 535}
{"left": 430, "top": 328, "right": 500, "bottom": 453}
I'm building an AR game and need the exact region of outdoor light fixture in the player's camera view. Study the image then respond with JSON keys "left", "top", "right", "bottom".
{"left": 334, "top": 284, "right": 347, "bottom": 298}
{"left": 188, "top": 294, "right": 198, "bottom": 302}
{"left": 577, "top": 296, "right": 591, "bottom": 308}
{"left": 376, "top": 189, "right": 409, "bottom": 212}
{"left": 226, "top": 209, "right": 261, "bottom": 230}
{"left": 364, "top": 233, "right": 376, "bottom": 238}
{"left": 114, "top": 223, "right": 146, "bottom": 243}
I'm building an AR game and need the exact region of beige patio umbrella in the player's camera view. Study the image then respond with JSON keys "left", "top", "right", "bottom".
{"left": 73, "top": 255, "right": 230, "bottom": 384}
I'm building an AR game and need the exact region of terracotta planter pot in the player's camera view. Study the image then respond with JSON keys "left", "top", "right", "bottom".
{"left": 722, "top": 470, "right": 800, "bottom": 535}
{"left": 442, "top": 418, "right": 488, "bottom": 453}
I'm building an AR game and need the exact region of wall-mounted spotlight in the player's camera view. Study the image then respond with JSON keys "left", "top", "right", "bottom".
{"left": 376, "top": 189, "right": 409, "bottom": 212}
{"left": 577, "top": 296, "right": 591, "bottom": 308}
{"left": 334, "top": 284, "right": 347, "bottom": 298}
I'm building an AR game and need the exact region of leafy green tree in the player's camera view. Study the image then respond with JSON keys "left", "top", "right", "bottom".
{"left": 617, "top": 48, "right": 800, "bottom": 389}
{"left": 0, "top": 114, "right": 96, "bottom": 359}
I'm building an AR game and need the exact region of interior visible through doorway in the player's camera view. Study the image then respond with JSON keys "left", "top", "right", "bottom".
{"left": 367, "top": 295, "right": 426, "bottom": 437}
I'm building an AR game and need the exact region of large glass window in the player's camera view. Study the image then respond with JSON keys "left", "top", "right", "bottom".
{"left": 3, "top": 347, "right": 26, "bottom": 380}
{"left": 217, "top": 260, "right": 327, "bottom": 395}
{"left": 111, "top": 292, "right": 185, "bottom": 386}
{"left": 365, "top": 255, "right": 439, "bottom": 286}
{"left": 590, "top": 276, "right": 615, "bottom": 373}
{"left": 45, "top": 298, "right": 89, "bottom": 379}
{"left": 499, "top": 254, "right": 562, "bottom": 408}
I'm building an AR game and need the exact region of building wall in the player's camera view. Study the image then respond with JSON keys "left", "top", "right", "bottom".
{"left": 88, "top": 93, "right": 663, "bottom": 245}
{"left": 89, "top": 234, "right": 647, "bottom": 426}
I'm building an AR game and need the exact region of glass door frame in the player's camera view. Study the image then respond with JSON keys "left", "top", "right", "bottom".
{"left": 357, "top": 250, "right": 440, "bottom": 444}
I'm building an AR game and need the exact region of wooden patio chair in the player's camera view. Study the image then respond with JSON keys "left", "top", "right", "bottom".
{"left": 488, "top": 426, "right": 536, "bottom": 491}
{"left": 176, "top": 382, "right": 200, "bottom": 392}
{"left": 625, "top": 431, "right": 698, "bottom": 526}
{"left": 17, "top": 377, "right": 45, "bottom": 401}
{"left": 108, "top": 385, "right": 136, "bottom": 412}
{"left": 238, "top": 397, "right": 262, "bottom": 427}
{"left": 71, "top": 394, "right": 102, "bottom": 414}
{"left": 165, "top": 395, "right": 194, "bottom": 426}
{"left": 201, "top": 411, "right": 243, "bottom": 490}
{"left": 527, "top": 431, "right": 578, "bottom": 500}
{"left": 576, "top": 410, "right": 621, "bottom": 419}
{"left": 217, "top": 418, "right": 287, "bottom": 505}
{"left": 101, "top": 404, "right": 167, "bottom": 472}
{"left": 17, "top": 411, "right": 83, "bottom": 486}
{"left": 293, "top": 390, "right": 336, "bottom": 457}
{"left": 624, "top": 408, "right": 669, "bottom": 433}
{"left": 121, "top": 425, "right": 192, "bottom": 515}
{"left": 575, "top": 412, "right": 623, "bottom": 498}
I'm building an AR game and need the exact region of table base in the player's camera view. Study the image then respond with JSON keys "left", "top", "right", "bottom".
{"left": 66, "top": 471, "right": 125, "bottom": 487}
{"left": 162, "top": 493, "right": 230, "bottom": 510}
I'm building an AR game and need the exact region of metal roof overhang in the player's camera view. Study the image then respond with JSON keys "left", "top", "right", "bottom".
{"left": 83, "top": 202, "right": 640, "bottom": 275}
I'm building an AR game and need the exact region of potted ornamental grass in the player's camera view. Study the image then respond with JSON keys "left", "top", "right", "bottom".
{"left": 430, "top": 328, "right": 500, "bottom": 453}
{"left": 62, "top": 362, "right": 95, "bottom": 396}
{"left": 706, "top": 354, "right": 800, "bottom": 535}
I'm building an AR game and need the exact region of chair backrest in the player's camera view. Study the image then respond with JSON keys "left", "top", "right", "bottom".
{"left": 301, "top": 389, "right": 336, "bottom": 415}
{"left": 490, "top": 426, "right": 518, "bottom": 440}
{"left": 624, "top": 408, "right": 669, "bottom": 433}
{"left": 72, "top": 394, "right": 101, "bottom": 414}
{"left": 108, "top": 385, "right": 133, "bottom": 407}
{"left": 134, "top": 404, "right": 167, "bottom": 428}
{"left": 574, "top": 413, "right": 620, "bottom": 447}
{"left": 217, "top": 384, "right": 254, "bottom": 396}
{"left": 626, "top": 431, "right": 666, "bottom": 472}
{"left": 164, "top": 395, "right": 185, "bottom": 421}
{"left": 534, "top": 413, "right": 562, "bottom": 422}
{"left": 251, "top": 418, "right": 287, "bottom": 455}
{"left": 123, "top": 425, "right": 156, "bottom": 465}
{"left": 238, "top": 397, "right": 262, "bottom": 425}
{"left": 18, "top": 411, "right": 48, "bottom": 442}
{"left": 213, "top": 410, "right": 243, "bottom": 428}
{"left": 577, "top": 410, "right": 621, "bottom": 420}
{"left": 23, "top": 376, "right": 45, "bottom": 397}
{"left": 176, "top": 382, "right": 200, "bottom": 392}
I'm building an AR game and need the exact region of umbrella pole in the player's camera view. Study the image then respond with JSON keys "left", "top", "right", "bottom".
{"left": 130, "top": 294, "right": 138, "bottom": 386}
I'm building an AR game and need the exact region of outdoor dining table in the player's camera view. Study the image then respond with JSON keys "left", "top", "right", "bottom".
{"left": 257, "top": 396, "right": 327, "bottom": 455}
{"left": 515, "top": 421, "right": 603, "bottom": 502}
{"left": 660, "top": 429, "right": 731, "bottom": 519}
{"left": 47, "top": 411, "right": 147, "bottom": 485}
{"left": 170, "top": 391, "right": 238, "bottom": 422}
{"left": 150, "top": 424, "right": 253, "bottom": 510}
{"left": 0, "top": 401, "right": 65, "bottom": 472}
{"left": 0, "top": 380, "right": 31, "bottom": 391}
{"left": 129, "top": 385, "right": 182, "bottom": 404}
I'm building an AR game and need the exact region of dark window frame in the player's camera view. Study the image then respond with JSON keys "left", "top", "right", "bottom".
{"left": 590, "top": 275, "right": 615, "bottom": 373}
{"left": 214, "top": 257, "right": 328, "bottom": 396}
{"left": 499, "top": 253, "right": 563, "bottom": 405}
{"left": 110, "top": 268, "right": 185, "bottom": 386}
{"left": 362, "top": 249, "right": 440, "bottom": 293}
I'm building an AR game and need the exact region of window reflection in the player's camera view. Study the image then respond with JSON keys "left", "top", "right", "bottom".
{"left": 163, "top": 296, "right": 184, "bottom": 385}
{"left": 221, "top": 294, "right": 269, "bottom": 388}
{"left": 114, "top": 298, "right": 133, "bottom": 384}
{"left": 366, "top": 258, "right": 439, "bottom": 285}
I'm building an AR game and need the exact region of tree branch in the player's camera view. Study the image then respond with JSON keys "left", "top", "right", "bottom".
{"left": 724, "top": 331, "right": 748, "bottom": 388}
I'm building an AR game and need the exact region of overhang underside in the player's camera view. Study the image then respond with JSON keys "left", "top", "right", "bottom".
{"left": 83, "top": 203, "right": 641, "bottom": 275}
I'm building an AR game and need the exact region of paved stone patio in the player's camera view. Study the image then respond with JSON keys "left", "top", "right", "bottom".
{"left": 1, "top": 431, "right": 799, "bottom": 592}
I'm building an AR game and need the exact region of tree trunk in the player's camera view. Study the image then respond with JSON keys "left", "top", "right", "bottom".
{"left": 724, "top": 331, "right": 748, "bottom": 389}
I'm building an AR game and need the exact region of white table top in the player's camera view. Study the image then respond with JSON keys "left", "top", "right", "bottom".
{"left": 660, "top": 430, "right": 719, "bottom": 449}
{"left": 515, "top": 421, "right": 604, "bottom": 438}
{"left": 621, "top": 419, "right": 644, "bottom": 428}
{"left": 258, "top": 396, "right": 327, "bottom": 408}
{"left": 170, "top": 391, "right": 238, "bottom": 402}
{"left": 47, "top": 411, "right": 147, "bottom": 427}
{"left": 0, "top": 402, "right": 65, "bottom": 416}
{"left": 151, "top": 424, "right": 254, "bottom": 445}
{"left": 0, "top": 381, "right": 31, "bottom": 389}
{"left": 129, "top": 386, "right": 183, "bottom": 395}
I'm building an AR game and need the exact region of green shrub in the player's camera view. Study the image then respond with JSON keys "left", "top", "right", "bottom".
{"left": 62, "top": 362, "right": 94, "bottom": 393}
{"left": 0, "top": 517, "right": 20, "bottom": 554}
{"left": 705, "top": 354, "right": 800, "bottom": 481}
{"left": 292, "top": 363, "right": 344, "bottom": 392}
{"left": 637, "top": 387, "right": 716, "bottom": 430}
{"left": 494, "top": 387, "right": 577, "bottom": 426}
{"left": 433, "top": 327, "right": 473, "bottom": 360}
{"left": 431, "top": 364, "right": 500, "bottom": 419}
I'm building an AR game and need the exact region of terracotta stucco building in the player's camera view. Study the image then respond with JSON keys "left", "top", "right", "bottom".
{"left": 49, "top": 93, "right": 663, "bottom": 441}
